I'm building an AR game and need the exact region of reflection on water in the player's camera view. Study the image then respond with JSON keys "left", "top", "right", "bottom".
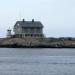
{"left": 0, "top": 48, "right": 75, "bottom": 75}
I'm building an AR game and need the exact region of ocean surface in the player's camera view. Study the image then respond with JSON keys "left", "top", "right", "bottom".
{"left": 0, "top": 48, "right": 75, "bottom": 75}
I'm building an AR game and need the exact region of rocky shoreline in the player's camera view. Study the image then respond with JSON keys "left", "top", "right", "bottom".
{"left": 0, "top": 37, "right": 75, "bottom": 48}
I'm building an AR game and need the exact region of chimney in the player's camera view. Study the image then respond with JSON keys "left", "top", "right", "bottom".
{"left": 32, "top": 19, "right": 34, "bottom": 22}
{"left": 22, "top": 19, "right": 25, "bottom": 22}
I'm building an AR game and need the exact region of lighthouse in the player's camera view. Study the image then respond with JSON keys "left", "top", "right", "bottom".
{"left": 7, "top": 29, "right": 11, "bottom": 38}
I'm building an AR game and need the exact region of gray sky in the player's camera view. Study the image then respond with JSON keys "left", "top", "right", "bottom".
{"left": 0, "top": 0, "right": 75, "bottom": 37}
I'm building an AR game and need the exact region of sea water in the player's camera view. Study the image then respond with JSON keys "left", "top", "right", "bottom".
{"left": 0, "top": 48, "right": 75, "bottom": 75}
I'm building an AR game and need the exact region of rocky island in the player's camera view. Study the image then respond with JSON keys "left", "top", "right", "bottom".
{"left": 0, "top": 19, "right": 75, "bottom": 48}
{"left": 0, "top": 37, "right": 75, "bottom": 48}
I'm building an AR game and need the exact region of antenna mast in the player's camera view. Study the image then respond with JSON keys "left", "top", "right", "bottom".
{"left": 19, "top": 10, "right": 21, "bottom": 20}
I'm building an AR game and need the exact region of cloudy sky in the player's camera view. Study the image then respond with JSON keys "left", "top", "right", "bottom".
{"left": 0, "top": 0, "right": 75, "bottom": 37}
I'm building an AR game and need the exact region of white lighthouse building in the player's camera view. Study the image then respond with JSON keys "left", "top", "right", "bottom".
{"left": 7, "top": 29, "right": 11, "bottom": 38}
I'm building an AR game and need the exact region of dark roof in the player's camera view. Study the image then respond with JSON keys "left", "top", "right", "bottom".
{"left": 14, "top": 20, "right": 43, "bottom": 28}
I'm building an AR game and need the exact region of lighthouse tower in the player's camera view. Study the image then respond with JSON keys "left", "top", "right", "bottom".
{"left": 7, "top": 29, "right": 11, "bottom": 38}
